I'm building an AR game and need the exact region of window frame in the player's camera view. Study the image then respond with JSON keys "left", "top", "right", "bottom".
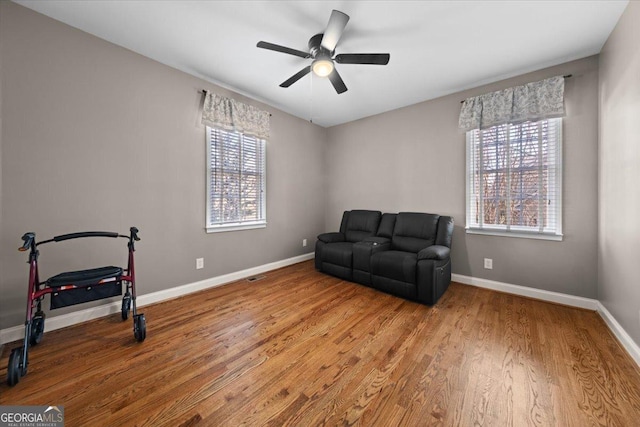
{"left": 465, "top": 118, "right": 563, "bottom": 241}
{"left": 205, "top": 126, "right": 267, "bottom": 233}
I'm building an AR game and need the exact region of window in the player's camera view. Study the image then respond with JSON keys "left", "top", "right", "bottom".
{"left": 466, "top": 118, "right": 562, "bottom": 240}
{"left": 206, "top": 126, "right": 266, "bottom": 232}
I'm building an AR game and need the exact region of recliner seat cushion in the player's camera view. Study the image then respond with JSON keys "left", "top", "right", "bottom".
{"left": 322, "top": 242, "right": 355, "bottom": 268}
{"left": 371, "top": 251, "right": 418, "bottom": 284}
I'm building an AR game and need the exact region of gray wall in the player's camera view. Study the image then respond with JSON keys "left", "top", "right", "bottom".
{"left": 0, "top": 2, "right": 327, "bottom": 329}
{"left": 599, "top": 2, "right": 640, "bottom": 344}
{"left": 326, "top": 56, "right": 599, "bottom": 298}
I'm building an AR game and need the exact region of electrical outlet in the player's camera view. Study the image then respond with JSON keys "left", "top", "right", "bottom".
{"left": 302, "top": 239, "right": 307, "bottom": 247}
{"left": 484, "top": 258, "right": 493, "bottom": 269}
{"left": 196, "top": 258, "right": 204, "bottom": 269}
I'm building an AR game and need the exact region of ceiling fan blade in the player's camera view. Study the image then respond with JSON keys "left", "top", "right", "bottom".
{"left": 257, "top": 41, "right": 310, "bottom": 59}
{"left": 321, "top": 10, "right": 350, "bottom": 52}
{"left": 335, "top": 53, "right": 390, "bottom": 65}
{"left": 279, "top": 66, "right": 312, "bottom": 88}
{"left": 328, "top": 68, "right": 348, "bottom": 94}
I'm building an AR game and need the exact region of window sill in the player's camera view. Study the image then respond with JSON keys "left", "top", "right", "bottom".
{"left": 466, "top": 228, "right": 563, "bottom": 241}
{"left": 207, "top": 222, "right": 266, "bottom": 233}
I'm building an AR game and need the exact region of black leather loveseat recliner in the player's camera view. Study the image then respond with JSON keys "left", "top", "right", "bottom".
{"left": 316, "top": 211, "right": 454, "bottom": 305}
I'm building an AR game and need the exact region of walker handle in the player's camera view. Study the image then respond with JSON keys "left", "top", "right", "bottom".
{"left": 19, "top": 232, "right": 35, "bottom": 252}
{"left": 130, "top": 227, "right": 140, "bottom": 241}
{"left": 53, "top": 231, "right": 119, "bottom": 242}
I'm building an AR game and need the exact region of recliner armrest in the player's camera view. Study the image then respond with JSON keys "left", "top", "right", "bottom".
{"left": 362, "top": 236, "right": 391, "bottom": 246}
{"left": 418, "top": 245, "right": 450, "bottom": 261}
{"left": 317, "top": 232, "right": 345, "bottom": 244}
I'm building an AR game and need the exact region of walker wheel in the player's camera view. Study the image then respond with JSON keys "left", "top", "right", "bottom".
{"left": 30, "top": 313, "right": 45, "bottom": 346}
{"left": 121, "top": 294, "right": 131, "bottom": 321}
{"left": 134, "top": 314, "right": 146, "bottom": 342}
{"left": 7, "top": 347, "right": 24, "bottom": 386}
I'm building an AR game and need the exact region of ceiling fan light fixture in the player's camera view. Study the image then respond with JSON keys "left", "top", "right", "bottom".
{"left": 312, "top": 57, "right": 334, "bottom": 77}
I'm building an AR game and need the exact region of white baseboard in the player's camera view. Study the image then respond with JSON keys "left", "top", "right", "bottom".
{"left": 0, "top": 252, "right": 315, "bottom": 345}
{"left": 452, "top": 273, "right": 640, "bottom": 367}
{"left": 451, "top": 273, "right": 599, "bottom": 310}
{"left": 596, "top": 302, "right": 640, "bottom": 367}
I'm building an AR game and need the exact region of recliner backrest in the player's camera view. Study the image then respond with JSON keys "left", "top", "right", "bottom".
{"left": 391, "top": 212, "right": 440, "bottom": 253}
{"left": 377, "top": 213, "right": 397, "bottom": 238}
{"left": 435, "top": 216, "right": 454, "bottom": 248}
{"left": 339, "top": 211, "right": 350, "bottom": 235}
{"left": 340, "top": 210, "right": 382, "bottom": 243}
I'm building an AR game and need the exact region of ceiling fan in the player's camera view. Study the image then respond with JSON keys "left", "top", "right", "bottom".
{"left": 256, "top": 10, "right": 390, "bottom": 94}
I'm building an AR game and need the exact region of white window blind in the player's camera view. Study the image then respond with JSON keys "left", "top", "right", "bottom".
{"left": 206, "top": 126, "right": 266, "bottom": 232}
{"left": 466, "top": 118, "right": 562, "bottom": 240}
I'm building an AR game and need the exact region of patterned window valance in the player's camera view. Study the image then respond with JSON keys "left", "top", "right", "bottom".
{"left": 201, "top": 91, "right": 270, "bottom": 139}
{"left": 458, "top": 75, "right": 565, "bottom": 131}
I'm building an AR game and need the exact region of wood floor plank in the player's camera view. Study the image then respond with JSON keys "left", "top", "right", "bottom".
{"left": 1, "top": 260, "right": 639, "bottom": 426}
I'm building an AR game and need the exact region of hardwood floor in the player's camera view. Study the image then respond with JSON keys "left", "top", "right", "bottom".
{"left": 1, "top": 260, "right": 639, "bottom": 426}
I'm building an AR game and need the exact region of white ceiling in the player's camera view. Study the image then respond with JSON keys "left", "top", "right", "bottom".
{"left": 16, "top": 0, "right": 628, "bottom": 127}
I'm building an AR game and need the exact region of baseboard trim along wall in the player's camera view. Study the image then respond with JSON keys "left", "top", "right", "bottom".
{"left": 0, "top": 252, "right": 315, "bottom": 345}
{"left": 596, "top": 302, "right": 640, "bottom": 367}
{"left": 2, "top": 260, "right": 638, "bottom": 368}
{"left": 452, "top": 273, "right": 640, "bottom": 367}
{"left": 451, "top": 273, "right": 599, "bottom": 310}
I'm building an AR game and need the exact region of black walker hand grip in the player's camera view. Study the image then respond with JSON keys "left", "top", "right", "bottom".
{"left": 53, "top": 231, "right": 119, "bottom": 242}
{"left": 19, "top": 232, "right": 35, "bottom": 251}
{"left": 130, "top": 227, "right": 140, "bottom": 241}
